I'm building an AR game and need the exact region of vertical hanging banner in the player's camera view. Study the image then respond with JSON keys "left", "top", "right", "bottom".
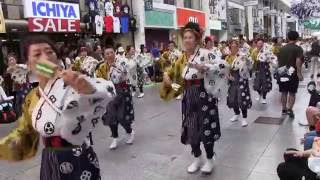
{"left": 0, "top": 3, "right": 6, "bottom": 33}
{"left": 24, "top": 0, "right": 80, "bottom": 32}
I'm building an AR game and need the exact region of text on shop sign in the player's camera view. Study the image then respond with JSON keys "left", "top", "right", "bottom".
{"left": 32, "top": 2, "right": 77, "bottom": 18}
{"left": 28, "top": 18, "right": 80, "bottom": 32}
{"left": 24, "top": 0, "right": 80, "bottom": 20}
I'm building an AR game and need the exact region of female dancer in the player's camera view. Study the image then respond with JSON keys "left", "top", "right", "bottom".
{"left": 95, "top": 46, "right": 135, "bottom": 150}
{"left": 226, "top": 40, "right": 253, "bottom": 127}
{"left": 205, "top": 36, "right": 222, "bottom": 60}
{"left": 0, "top": 35, "right": 115, "bottom": 180}
{"left": 161, "top": 22, "right": 222, "bottom": 174}
{"left": 5, "top": 53, "right": 30, "bottom": 116}
{"left": 127, "top": 45, "right": 145, "bottom": 98}
{"left": 138, "top": 45, "right": 153, "bottom": 85}
{"left": 252, "top": 38, "right": 277, "bottom": 104}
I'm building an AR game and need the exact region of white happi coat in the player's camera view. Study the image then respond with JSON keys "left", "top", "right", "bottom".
{"left": 31, "top": 77, "right": 116, "bottom": 145}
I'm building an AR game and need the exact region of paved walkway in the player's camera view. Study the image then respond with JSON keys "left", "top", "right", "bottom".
{"left": 0, "top": 77, "right": 310, "bottom": 180}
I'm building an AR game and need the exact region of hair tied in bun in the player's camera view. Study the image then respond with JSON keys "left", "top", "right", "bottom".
{"left": 182, "top": 22, "right": 203, "bottom": 39}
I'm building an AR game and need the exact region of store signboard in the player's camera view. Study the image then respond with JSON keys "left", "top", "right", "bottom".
{"left": 304, "top": 19, "right": 320, "bottom": 30}
{"left": 145, "top": 0, "right": 153, "bottom": 11}
{"left": 176, "top": 8, "right": 206, "bottom": 29}
{"left": 244, "top": 0, "right": 258, "bottom": 6}
{"left": 209, "top": 19, "right": 222, "bottom": 30}
{"left": 24, "top": 0, "right": 80, "bottom": 32}
{"left": 145, "top": 10, "right": 174, "bottom": 28}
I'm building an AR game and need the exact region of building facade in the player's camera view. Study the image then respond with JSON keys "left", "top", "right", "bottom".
{"left": 0, "top": 0, "right": 294, "bottom": 54}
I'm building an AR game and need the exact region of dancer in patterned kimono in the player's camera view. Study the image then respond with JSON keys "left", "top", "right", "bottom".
{"left": 226, "top": 40, "right": 253, "bottom": 127}
{"left": 5, "top": 53, "right": 31, "bottom": 116}
{"left": 161, "top": 22, "right": 228, "bottom": 175}
{"left": 252, "top": 39, "right": 278, "bottom": 104}
{"left": 126, "top": 46, "right": 142, "bottom": 97}
{"left": 0, "top": 35, "right": 116, "bottom": 180}
{"left": 95, "top": 46, "right": 135, "bottom": 150}
{"left": 205, "top": 36, "right": 222, "bottom": 60}
{"left": 160, "top": 41, "right": 182, "bottom": 72}
{"left": 138, "top": 45, "right": 153, "bottom": 85}
{"left": 161, "top": 41, "right": 183, "bottom": 99}
{"left": 72, "top": 47, "right": 99, "bottom": 77}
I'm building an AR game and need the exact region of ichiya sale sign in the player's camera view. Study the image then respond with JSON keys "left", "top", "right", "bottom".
{"left": 24, "top": 0, "right": 80, "bottom": 32}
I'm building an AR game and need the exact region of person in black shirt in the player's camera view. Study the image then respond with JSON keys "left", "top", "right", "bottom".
{"left": 277, "top": 31, "right": 304, "bottom": 118}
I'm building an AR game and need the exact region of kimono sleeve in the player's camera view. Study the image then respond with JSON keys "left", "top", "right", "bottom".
{"left": 268, "top": 52, "right": 278, "bottom": 68}
{"left": 0, "top": 90, "right": 39, "bottom": 161}
{"left": 94, "top": 63, "right": 108, "bottom": 79}
{"left": 60, "top": 77, "right": 116, "bottom": 145}
{"left": 71, "top": 58, "right": 82, "bottom": 72}
{"left": 307, "top": 81, "right": 316, "bottom": 95}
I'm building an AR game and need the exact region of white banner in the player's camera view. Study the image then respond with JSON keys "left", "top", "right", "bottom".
{"left": 209, "top": 0, "right": 227, "bottom": 20}
{"left": 24, "top": 0, "right": 80, "bottom": 20}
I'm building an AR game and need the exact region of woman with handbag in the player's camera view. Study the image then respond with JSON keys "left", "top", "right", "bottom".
{"left": 0, "top": 35, "right": 116, "bottom": 180}
{"left": 161, "top": 22, "right": 223, "bottom": 175}
{"left": 226, "top": 40, "right": 253, "bottom": 127}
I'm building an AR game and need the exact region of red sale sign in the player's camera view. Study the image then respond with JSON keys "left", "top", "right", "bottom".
{"left": 28, "top": 18, "right": 80, "bottom": 32}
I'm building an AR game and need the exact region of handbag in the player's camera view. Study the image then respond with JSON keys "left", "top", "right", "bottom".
{"left": 276, "top": 66, "right": 295, "bottom": 83}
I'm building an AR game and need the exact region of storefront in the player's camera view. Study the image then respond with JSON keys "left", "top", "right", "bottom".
{"left": 175, "top": 7, "right": 206, "bottom": 49}
{"left": 144, "top": 3, "right": 176, "bottom": 49}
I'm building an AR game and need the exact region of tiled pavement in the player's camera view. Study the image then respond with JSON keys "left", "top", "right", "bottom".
{"left": 0, "top": 76, "right": 311, "bottom": 180}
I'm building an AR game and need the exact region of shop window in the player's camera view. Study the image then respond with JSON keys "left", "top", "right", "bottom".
{"left": 4, "top": 0, "right": 21, "bottom": 5}
{"left": 184, "top": 0, "right": 191, "bottom": 8}
{"left": 7, "top": 5, "right": 20, "bottom": 19}
{"left": 164, "top": 0, "right": 175, "bottom": 5}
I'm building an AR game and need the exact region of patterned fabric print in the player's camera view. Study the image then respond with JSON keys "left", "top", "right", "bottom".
{"left": 40, "top": 146, "right": 101, "bottom": 180}
{"left": 102, "top": 86, "right": 134, "bottom": 126}
{"left": 182, "top": 48, "right": 210, "bottom": 80}
{"left": 126, "top": 56, "right": 138, "bottom": 87}
{"left": 8, "top": 64, "right": 28, "bottom": 85}
{"left": 136, "top": 65, "right": 144, "bottom": 88}
{"left": 181, "top": 82, "right": 221, "bottom": 145}
{"left": 227, "top": 70, "right": 252, "bottom": 110}
{"left": 208, "top": 47, "right": 222, "bottom": 62}
{"left": 72, "top": 57, "right": 85, "bottom": 72}
{"left": 136, "top": 53, "right": 152, "bottom": 68}
{"left": 253, "top": 62, "right": 273, "bottom": 94}
{"left": 80, "top": 56, "right": 100, "bottom": 77}
{"left": 31, "top": 77, "right": 116, "bottom": 145}
{"left": 110, "top": 59, "right": 129, "bottom": 84}
{"left": 231, "top": 53, "right": 253, "bottom": 79}
{"left": 204, "top": 59, "right": 230, "bottom": 97}
{"left": 94, "top": 63, "right": 109, "bottom": 80}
